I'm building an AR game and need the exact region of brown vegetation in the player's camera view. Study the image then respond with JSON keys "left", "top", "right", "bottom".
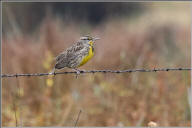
{"left": 2, "top": 3, "right": 191, "bottom": 126}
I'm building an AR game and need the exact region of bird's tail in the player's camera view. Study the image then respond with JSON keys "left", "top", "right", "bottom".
{"left": 50, "top": 67, "right": 56, "bottom": 75}
{"left": 54, "top": 63, "right": 64, "bottom": 69}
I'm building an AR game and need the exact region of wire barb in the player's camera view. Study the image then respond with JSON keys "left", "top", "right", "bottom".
{"left": 1, "top": 67, "right": 191, "bottom": 78}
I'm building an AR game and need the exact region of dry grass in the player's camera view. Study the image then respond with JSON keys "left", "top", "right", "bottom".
{"left": 2, "top": 4, "right": 191, "bottom": 126}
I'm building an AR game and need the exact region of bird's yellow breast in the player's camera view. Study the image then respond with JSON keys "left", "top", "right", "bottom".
{"left": 79, "top": 42, "right": 94, "bottom": 67}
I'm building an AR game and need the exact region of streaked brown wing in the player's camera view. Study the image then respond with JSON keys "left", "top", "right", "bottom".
{"left": 67, "top": 41, "right": 84, "bottom": 53}
{"left": 55, "top": 52, "right": 67, "bottom": 61}
{"left": 56, "top": 41, "right": 85, "bottom": 62}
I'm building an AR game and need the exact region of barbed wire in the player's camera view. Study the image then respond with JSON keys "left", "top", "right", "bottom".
{"left": 1, "top": 67, "right": 191, "bottom": 78}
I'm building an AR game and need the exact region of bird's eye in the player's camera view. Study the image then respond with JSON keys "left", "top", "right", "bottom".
{"left": 81, "top": 37, "right": 87, "bottom": 40}
{"left": 81, "top": 36, "right": 92, "bottom": 40}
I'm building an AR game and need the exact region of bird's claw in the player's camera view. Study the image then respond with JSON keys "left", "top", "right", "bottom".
{"left": 76, "top": 70, "right": 80, "bottom": 75}
{"left": 73, "top": 69, "right": 81, "bottom": 79}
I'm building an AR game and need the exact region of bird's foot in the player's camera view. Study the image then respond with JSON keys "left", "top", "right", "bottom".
{"left": 73, "top": 69, "right": 82, "bottom": 79}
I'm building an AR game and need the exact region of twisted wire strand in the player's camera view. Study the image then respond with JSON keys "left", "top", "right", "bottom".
{"left": 1, "top": 67, "right": 191, "bottom": 78}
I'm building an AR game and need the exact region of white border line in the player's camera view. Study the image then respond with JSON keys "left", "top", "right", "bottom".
{"left": 1, "top": 1, "right": 191, "bottom": 127}
{"left": 1, "top": 1, "right": 2, "bottom": 127}
{"left": 190, "top": 1, "right": 192, "bottom": 126}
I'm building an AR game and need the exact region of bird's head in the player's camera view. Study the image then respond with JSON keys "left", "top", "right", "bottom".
{"left": 80, "top": 35, "right": 100, "bottom": 46}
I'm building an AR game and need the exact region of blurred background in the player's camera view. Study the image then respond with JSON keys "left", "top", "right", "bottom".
{"left": 2, "top": 2, "right": 191, "bottom": 126}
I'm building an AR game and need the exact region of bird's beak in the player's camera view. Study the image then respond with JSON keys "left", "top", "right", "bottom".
{"left": 93, "top": 37, "right": 100, "bottom": 41}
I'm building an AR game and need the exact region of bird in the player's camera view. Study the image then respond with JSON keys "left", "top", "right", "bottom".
{"left": 52, "top": 35, "right": 100, "bottom": 74}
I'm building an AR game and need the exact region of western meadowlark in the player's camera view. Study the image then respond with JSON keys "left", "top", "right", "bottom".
{"left": 53, "top": 35, "right": 100, "bottom": 74}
